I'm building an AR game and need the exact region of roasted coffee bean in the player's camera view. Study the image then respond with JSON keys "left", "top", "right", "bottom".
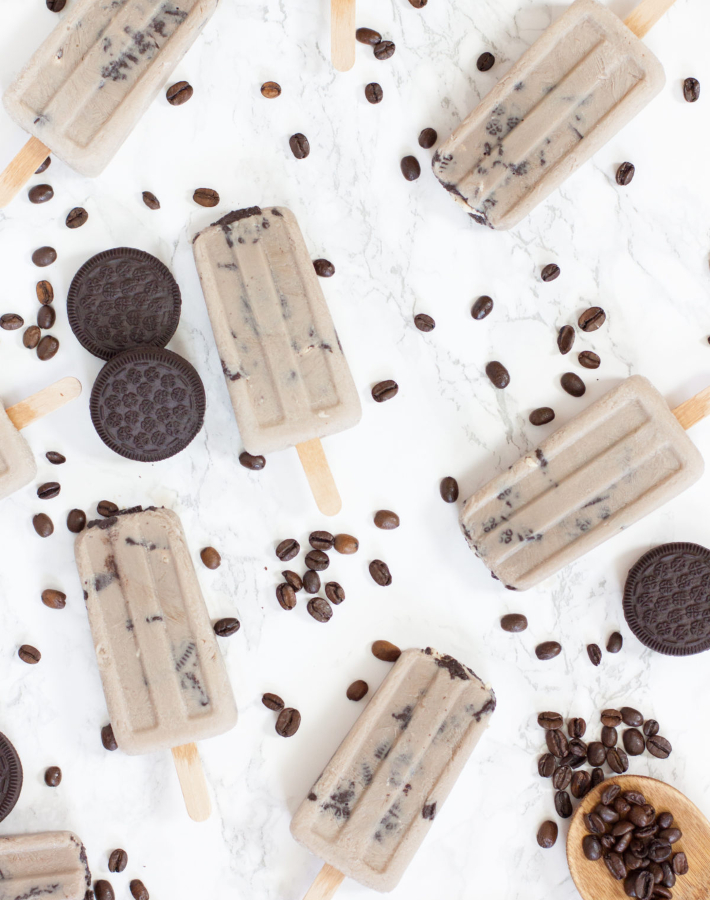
{"left": 32, "top": 247, "right": 57, "bottom": 267}
{"left": 471, "top": 295, "right": 493, "bottom": 319}
{"left": 571, "top": 770, "right": 591, "bottom": 799}
{"left": 537, "top": 820, "right": 558, "bottom": 848}
{"left": 620, "top": 707, "right": 643, "bottom": 727}
{"left": 36, "top": 280, "right": 54, "bottom": 304}
{"left": 101, "top": 724, "right": 117, "bottom": 751}
{"left": 661, "top": 861, "right": 675, "bottom": 887}
{"left": 568, "top": 738, "right": 587, "bottom": 759}
{"left": 530, "top": 407, "right": 555, "bottom": 426}
{"left": 552, "top": 765, "right": 572, "bottom": 790}
{"left": 313, "top": 259, "right": 335, "bottom": 277}
{"left": 400, "top": 156, "right": 421, "bottom": 181}
{"left": 129, "top": 880, "right": 148, "bottom": 900}
{"left": 414, "top": 313, "right": 435, "bottom": 332}
{"left": 643, "top": 719, "right": 659, "bottom": 737}
{"left": 44, "top": 766, "right": 61, "bottom": 787}
{"left": 18, "top": 644, "right": 41, "bottom": 664}
{"left": 33, "top": 513, "right": 54, "bottom": 537}
{"left": 356, "top": 27, "right": 382, "bottom": 44}
{"left": 659, "top": 828, "right": 681, "bottom": 845}
{"left": 260, "top": 80, "right": 282, "bottom": 98}
{"left": 546, "top": 729, "right": 569, "bottom": 758}
{"left": 602, "top": 725, "right": 618, "bottom": 748}
{"left": 683, "top": 77, "right": 700, "bottom": 102}
{"left": 634, "top": 871, "right": 654, "bottom": 900}
{"left": 617, "top": 162, "right": 635, "bottom": 185}
{"left": 166, "top": 80, "right": 193, "bottom": 105}
{"left": 501, "top": 613, "right": 527, "bottom": 632}
{"left": 193, "top": 187, "right": 220, "bottom": 207}
{"left": 623, "top": 728, "right": 645, "bottom": 756}
{"left": 35, "top": 157, "right": 51, "bottom": 174}
{"left": 541, "top": 263, "right": 561, "bottom": 282}
{"left": 262, "top": 693, "right": 284, "bottom": 711}
{"left": 46, "top": 452, "right": 66, "bottom": 467}
{"left": 46, "top": 0, "right": 67, "bottom": 10}
{"left": 607, "top": 631, "right": 623, "bottom": 653}
{"left": 408, "top": 0, "right": 427, "bottom": 7}
{"left": 305, "top": 597, "right": 330, "bottom": 622}
{"left": 37, "top": 482, "right": 60, "bottom": 500}
{"left": 289, "top": 133, "right": 310, "bottom": 159}
{"left": 440, "top": 476, "right": 459, "bottom": 503}
{"left": 97, "top": 500, "right": 118, "bottom": 517}
{"left": 347, "top": 680, "right": 369, "bottom": 702}
{"left": 66, "top": 207, "right": 88, "bottom": 228}
{"left": 596, "top": 804, "right": 620, "bottom": 825}
{"left": 557, "top": 325, "right": 575, "bottom": 355}
{"left": 200, "top": 547, "right": 221, "bottom": 569}
{"left": 372, "top": 640, "right": 401, "bottom": 662}
{"left": 23, "top": 325, "right": 41, "bottom": 349}
{"left": 538, "top": 711, "right": 563, "bottom": 730}
{"left": 579, "top": 350, "right": 601, "bottom": 370}
{"left": 561, "top": 372, "right": 586, "bottom": 397}
{"left": 624, "top": 791, "right": 646, "bottom": 806}
{"left": 372, "top": 379, "right": 398, "bottom": 402}
{"left": 536, "top": 641, "right": 561, "bottom": 661}
{"left": 587, "top": 741, "right": 607, "bottom": 766}
{"left": 646, "top": 735, "right": 672, "bottom": 759}
{"left": 276, "top": 583, "right": 297, "bottom": 611}
{"left": 37, "top": 335, "right": 59, "bottom": 360}
{"left": 672, "top": 852, "right": 688, "bottom": 875}
{"left": 602, "top": 835, "right": 618, "bottom": 850}
{"left": 418, "top": 128, "right": 438, "bottom": 149}
{"left": 602, "top": 709, "right": 623, "bottom": 727}
{"left": 213, "top": 617, "right": 240, "bottom": 637}
{"left": 276, "top": 707, "right": 301, "bottom": 737}
{"left": 554, "top": 791, "right": 572, "bottom": 819}
{"left": 486, "top": 361, "right": 510, "bottom": 389}
{"left": 612, "top": 820, "right": 635, "bottom": 838}
{"left": 477, "top": 51, "right": 495, "bottom": 71}
{"left": 28, "top": 184, "right": 53, "bottom": 204}
{"left": 334, "top": 533, "right": 358, "bottom": 554}
{"left": 601, "top": 783, "right": 621, "bottom": 805}
{"left": 305, "top": 550, "right": 329, "bottom": 571}
{"left": 657, "top": 812, "right": 673, "bottom": 830}
{"left": 373, "top": 40, "right": 395, "bottom": 60}
{"left": 647, "top": 841, "right": 672, "bottom": 863}
{"left": 625, "top": 848, "right": 645, "bottom": 870}
{"left": 239, "top": 450, "right": 266, "bottom": 470}
{"left": 653, "top": 888, "right": 673, "bottom": 900}
{"left": 591, "top": 767, "right": 605, "bottom": 788}
{"left": 67, "top": 509, "right": 86, "bottom": 533}
{"left": 276, "top": 539, "right": 299, "bottom": 561}
{"left": 586, "top": 812, "right": 607, "bottom": 834}
{"left": 1, "top": 314, "right": 23, "bottom": 330}
{"left": 563, "top": 752, "right": 586, "bottom": 770}
{"left": 373, "top": 509, "right": 400, "bottom": 531}
{"left": 616, "top": 832, "right": 633, "bottom": 855}
{"left": 635, "top": 824, "right": 659, "bottom": 840}
{"left": 604, "top": 851, "right": 627, "bottom": 881}
{"left": 108, "top": 850, "right": 128, "bottom": 873}
{"left": 578, "top": 306, "right": 606, "bottom": 332}
{"left": 142, "top": 191, "right": 160, "bottom": 210}
{"left": 37, "top": 305, "right": 56, "bottom": 329}
{"left": 568, "top": 717, "right": 586, "bottom": 738}
{"left": 324, "top": 582, "right": 344, "bottom": 605}
{"left": 538, "top": 753, "right": 556, "bottom": 778}
{"left": 366, "top": 559, "right": 392, "bottom": 590}
{"left": 309, "top": 530, "right": 334, "bottom": 551}
{"left": 588, "top": 643, "right": 602, "bottom": 666}
{"left": 94, "top": 881, "right": 114, "bottom": 900}
{"left": 608, "top": 747, "right": 630, "bottom": 773}
{"left": 41, "top": 589, "right": 66, "bottom": 610}
{"left": 303, "top": 570, "right": 320, "bottom": 594}
{"left": 583, "top": 835, "right": 603, "bottom": 861}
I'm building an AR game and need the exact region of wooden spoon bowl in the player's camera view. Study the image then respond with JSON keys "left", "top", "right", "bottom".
{"left": 567, "top": 775, "right": 710, "bottom": 899}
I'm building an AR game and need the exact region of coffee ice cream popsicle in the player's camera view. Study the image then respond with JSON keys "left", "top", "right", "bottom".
{"left": 0, "top": 831, "right": 91, "bottom": 900}
{"left": 461, "top": 375, "right": 710, "bottom": 591}
{"left": 0, "top": 0, "right": 219, "bottom": 206}
{"left": 193, "top": 206, "right": 362, "bottom": 516}
{"left": 0, "top": 377, "right": 81, "bottom": 503}
{"left": 291, "top": 647, "right": 496, "bottom": 895}
{"left": 75, "top": 506, "right": 237, "bottom": 821}
{"left": 433, "top": 0, "right": 678, "bottom": 229}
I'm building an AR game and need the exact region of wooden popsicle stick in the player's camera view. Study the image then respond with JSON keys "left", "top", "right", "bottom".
{"left": 6, "top": 377, "right": 82, "bottom": 430}
{"left": 302, "top": 864, "right": 345, "bottom": 900}
{"left": 624, "top": 0, "right": 678, "bottom": 38}
{"left": 171, "top": 743, "right": 211, "bottom": 822}
{"left": 0, "top": 136, "right": 51, "bottom": 209}
{"left": 331, "top": 0, "right": 356, "bottom": 72}
{"left": 672, "top": 386, "right": 710, "bottom": 431}
{"left": 296, "top": 438, "right": 342, "bottom": 516}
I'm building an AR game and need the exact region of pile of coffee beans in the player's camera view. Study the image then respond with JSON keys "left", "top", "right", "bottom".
{"left": 275, "top": 531, "right": 347, "bottom": 622}
{"left": 582, "top": 783, "right": 688, "bottom": 898}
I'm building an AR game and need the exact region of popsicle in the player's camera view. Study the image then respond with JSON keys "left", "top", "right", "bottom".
{"left": 291, "top": 647, "right": 496, "bottom": 895}
{"left": 192, "top": 206, "right": 362, "bottom": 516}
{"left": 0, "top": 0, "right": 219, "bottom": 206}
{"left": 433, "top": 0, "right": 678, "bottom": 230}
{"left": 0, "top": 377, "right": 82, "bottom": 503}
{"left": 74, "top": 506, "right": 237, "bottom": 821}
{"left": 461, "top": 375, "right": 710, "bottom": 591}
{"left": 0, "top": 831, "right": 91, "bottom": 900}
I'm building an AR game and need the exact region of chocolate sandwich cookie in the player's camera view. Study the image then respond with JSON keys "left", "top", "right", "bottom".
{"left": 68, "top": 248, "right": 181, "bottom": 360}
{"left": 90, "top": 348, "right": 205, "bottom": 462}
{"left": 0, "top": 732, "right": 23, "bottom": 822}
{"left": 624, "top": 542, "right": 710, "bottom": 656}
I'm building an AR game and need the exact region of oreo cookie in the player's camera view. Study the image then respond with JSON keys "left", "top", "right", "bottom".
{"left": 624, "top": 542, "right": 710, "bottom": 656}
{"left": 90, "top": 348, "right": 205, "bottom": 462}
{"left": 0, "top": 732, "right": 23, "bottom": 822}
{"left": 68, "top": 248, "right": 181, "bottom": 360}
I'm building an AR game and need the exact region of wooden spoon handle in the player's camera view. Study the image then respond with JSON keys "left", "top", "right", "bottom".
{"left": 331, "top": 0, "right": 356, "bottom": 72}
{"left": 0, "top": 137, "right": 51, "bottom": 208}
{"left": 171, "top": 743, "right": 211, "bottom": 822}
{"left": 302, "top": 864, "right": 345, "bottom": 900}
{"left": 6, "top": 377, "right": 82, "bottom": 430}
{"left": 672, "top": 386, "right": 710, "bottom": 431}
{"left": 624, "top": 0, "right": 678, "bottom": 38}
{"left": 296, "top": 438, "right": 342, "bottom": 516}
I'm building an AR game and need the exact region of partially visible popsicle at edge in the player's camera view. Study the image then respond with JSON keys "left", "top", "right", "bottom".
{"left": 0, "top": 401, "right": 37, "bottom": 502}
{"left": 0, "top": 832, "right": 91, "bottom": 900}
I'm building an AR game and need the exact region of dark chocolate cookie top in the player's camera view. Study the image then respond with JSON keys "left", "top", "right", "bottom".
{"left": 624, "top": 543, "right": 710, "bottom": 656}
{"left": 90, "top": 348, "right": 205, "bottom": 462}
{"left": 0, "top": 732, "right": 23, "bottom": 822}
{"left": 67, "top": 248, "right": 181, "bottom": 360}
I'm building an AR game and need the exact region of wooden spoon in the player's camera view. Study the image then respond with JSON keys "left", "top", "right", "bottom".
{"left": 567, "top": 775, "right": 710, "bottom": 899}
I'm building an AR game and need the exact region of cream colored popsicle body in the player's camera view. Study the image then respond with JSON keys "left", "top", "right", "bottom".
{"left": 0, "top": 832, "right": 91, "bottom": 900}
{"left": 461, "top": 376, "right": 704, "bottom": 591}
{"left": 3, "top": 0, "right": 219, "bottom": 178}
{"left": 193, "top": 207, "right": 361, "bottom": 455}
{"left": 75, "top": 506, "right": 237, "bottom": 755}
{"left": 0, "top": 402, "right": 36, "bottom": 502}
{"left": 291, "top": 648, "right": 496, "bottom": 892}
{"left": 433, "top": 0, "right": 665, "bottom": 229}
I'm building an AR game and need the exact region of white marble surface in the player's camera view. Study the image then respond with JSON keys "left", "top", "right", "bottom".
{"left": 0, "top": 0, "right": 709, "bottom": 897}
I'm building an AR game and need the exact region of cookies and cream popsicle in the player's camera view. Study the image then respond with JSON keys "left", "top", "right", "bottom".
{"left": 433, "top": 0, "right": 669, "bottom": 229}
{"left": 0, "top": 831, "right": 91, "bottom": 900}
{"left": 461, "top": 376, "right": 706, "bottom": 591}
{"left": 291, "top": 647, "right": 496, "bottom": 893}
